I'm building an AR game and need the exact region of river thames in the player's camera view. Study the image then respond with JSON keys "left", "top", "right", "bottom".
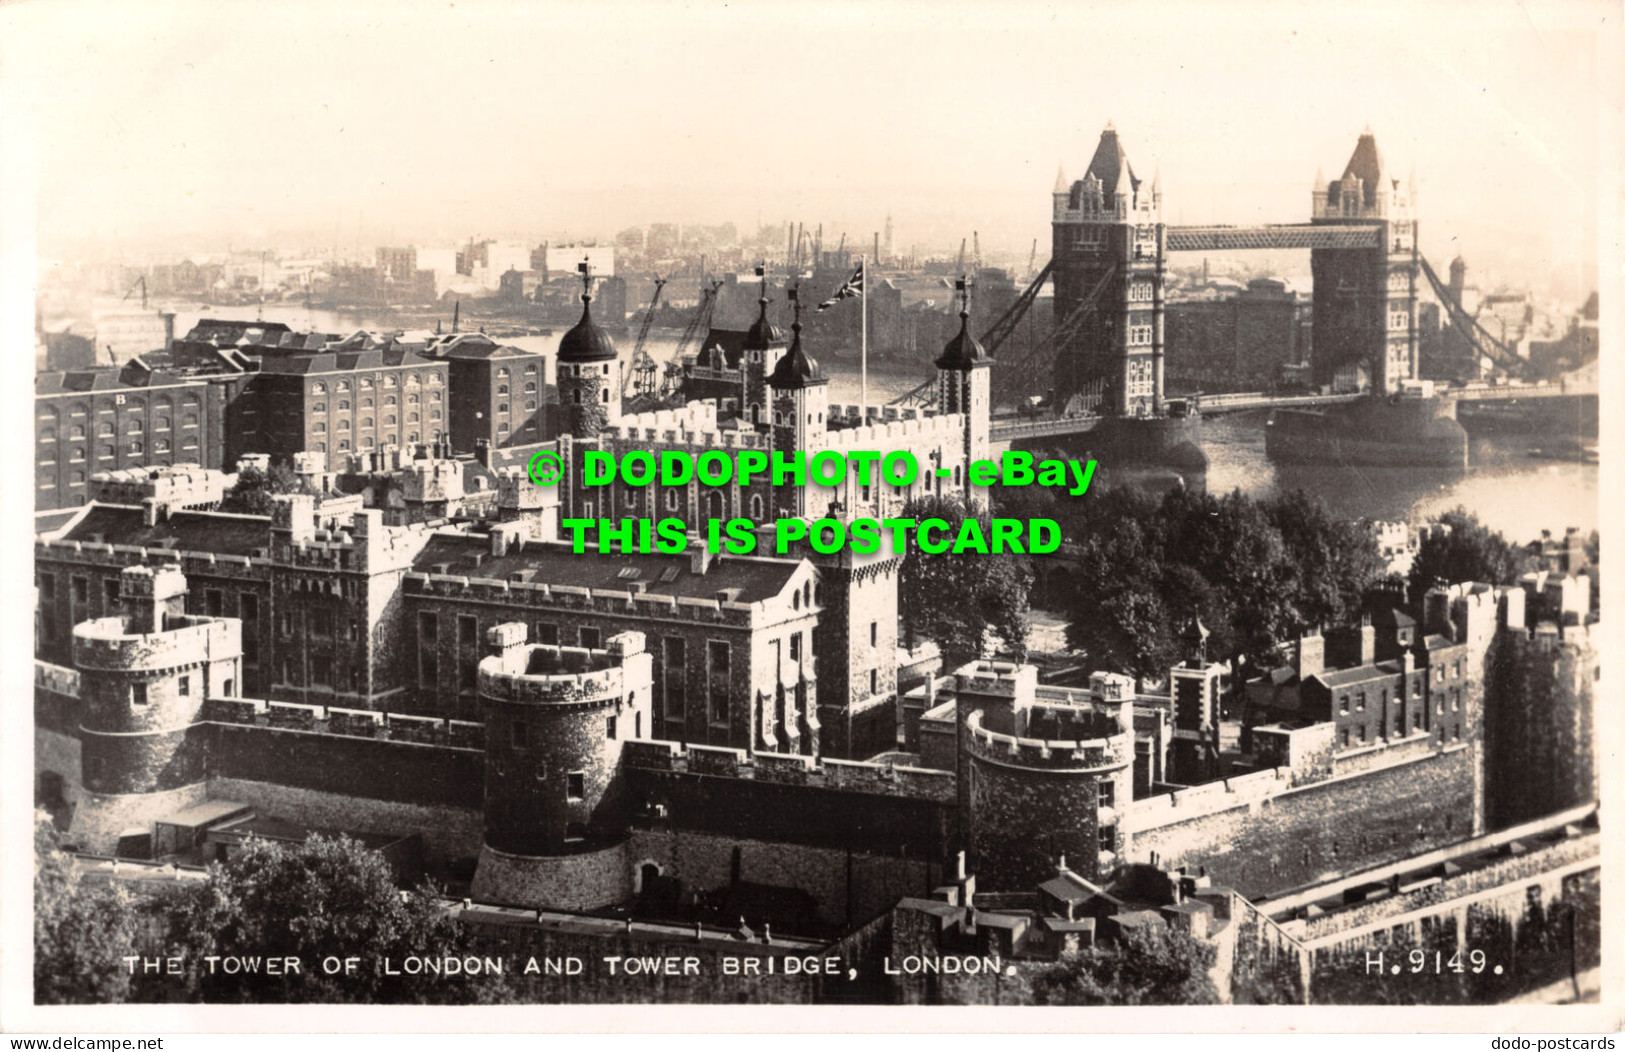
{"left": 168, "top": 303, "right": 1598, "bottom": 548}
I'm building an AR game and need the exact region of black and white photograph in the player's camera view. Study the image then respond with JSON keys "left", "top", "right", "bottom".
{"left": 1, "top": 0, "right": 1617, "bottom": 1031}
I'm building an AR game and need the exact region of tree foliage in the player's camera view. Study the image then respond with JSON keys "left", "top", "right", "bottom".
{"left": 1035, "top": 486, "right": 1385, "bottom": 678}
{"left": 149, "top": 834, "right": 513, "bottom": 1004}
{"left": 220, "top": 463, "right": 303, "bottom": 515}
{"left": 898, "top": 494, "right": 1034, "bottom": 667}
{"left": 34, "top": 812, "right": 140, "bottom": 1005}
{"left": 1029, "top": 923, "right": 1220, "bottom": 1005}
{"left": 1408, "top": 507, "right": 1533, "bottom": 597}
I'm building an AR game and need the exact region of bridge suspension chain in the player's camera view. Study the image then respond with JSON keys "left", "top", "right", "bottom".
{"left": 887, "top": 259, "right": 1056, "bottom": 408}
{"left": 990, "top": 264, "right": 1117, "bottom": 409}
{"left": 1418, "top": 257, "right": 1531, "bottom": 379}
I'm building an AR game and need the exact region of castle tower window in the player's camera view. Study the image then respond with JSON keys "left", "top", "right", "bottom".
{"left": 601, "top": 389, "right": 610, "bottom": 403}
{"left": 534, "top": 622, "right": 558, "bottom": 646}
{"left": 869, "top": 669, "right": 878, "bottom": 696}
{"left": 222, "top": 679, "right": 234, "bottom": 697}
{"left": 870, "top": 621, "right": 878, "bottom": 647}
{"left": 131, "top": 683, "right": 148, "bottom": 706}
{"left": 580, "top": 626, "right": 602, "bottom": 649}
{"left": 606, "top": 715, "right": 617, "bottom": 740}
{"left": 511, "top": 720, "right": 528, "bottom": 751}
{"left": 312, "top": 656, "right": 331, "bottom": 687}
{"left": 663, "top": 637, "right": 686, "bottom": 722}
{"left": 566, "top": 773, "right": 585, "bottom": 801}
{"left": 417, "top": 612, "right": 439, "bottom": 686}
{"left": 707, "top": 641, "right": 731, "bottom": 727}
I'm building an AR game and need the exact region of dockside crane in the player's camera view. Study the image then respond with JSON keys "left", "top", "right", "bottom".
{"left": 660, "top": 279, "right": 723, "bottom": 398}
{"left": 122, "top": 275, "right": 148, "bottom": 309}
{"left": 625, "top": 276, "right": 668, "bottom": 398}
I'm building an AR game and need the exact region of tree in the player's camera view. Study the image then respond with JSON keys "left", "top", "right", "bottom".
{"left": 220, "top": 463, "right": 303, "bottom": 515}
{"left": 34, "top": 811, "right": 140, "bottom": 1005}
{"left": 1408, "top": 507, "right": 1532, "bottom": 597}
{"left": 899, "top": 494, "right": 1034, "bottom": 667}
{"left": 1029, "top": 923, "right": 1220, "bottom": 1005}
{"left": 150, "top": 834, "right": 514, "bottom": 1004}
{"left": 1056, "top": 487, "right": 1386, "bottom": 679}
{"left": 1265, "top": 490, "right": 1387, "bottom": 631}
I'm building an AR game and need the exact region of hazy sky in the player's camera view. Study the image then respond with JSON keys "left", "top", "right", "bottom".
{"left": 3, "top": 0, "right": 1611, "bottom": 291}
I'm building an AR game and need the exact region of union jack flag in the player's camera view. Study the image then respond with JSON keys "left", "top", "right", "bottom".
{"left": 816, "top": 261, "right": 864, "bottom": 311}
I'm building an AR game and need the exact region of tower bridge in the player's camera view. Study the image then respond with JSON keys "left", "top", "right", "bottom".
{"left": 889, "top": 124, "right": 1597, "bottom": 464}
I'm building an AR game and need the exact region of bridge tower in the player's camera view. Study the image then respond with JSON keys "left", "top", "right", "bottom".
{"left": 1309, "top": 129, "right": 1420, "bottom": 395}
{"left": 1051, "top": 125, "right": 1165, "bottom": 416}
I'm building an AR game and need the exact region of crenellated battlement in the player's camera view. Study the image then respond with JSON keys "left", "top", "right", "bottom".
{"left": 620, "top": 739, "right": 956, "bottom": 802}
{"left": 962, "top": 709, "right": 1133, "bottom": 772}
{"left": 72, "top": 615, "right": 239, "bottom": 672}
{"left": 479, "top": 632, "right": 648, "bottom": 708}
{"left": 816, "top": 410, "right": 966, "bottom": 453}
{"left": 200, "top": 695, "right": 484, "bottom": 750}
{"left": 403, "top": 572, "right": 767, "bottom": 625}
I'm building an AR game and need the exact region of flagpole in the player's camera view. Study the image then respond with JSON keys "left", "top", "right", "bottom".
{"left": 860, "top": 253, "right": 868, "bottom": 421}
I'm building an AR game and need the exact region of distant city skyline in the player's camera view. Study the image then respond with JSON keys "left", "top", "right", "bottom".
{"left": 5, "top": 0, "right": 1606, "bottom": 302}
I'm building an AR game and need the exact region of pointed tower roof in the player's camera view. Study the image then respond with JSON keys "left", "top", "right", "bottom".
{"left": 1340, "top": 129, "right": 1386, "bottom": 190}
{"left": 767, "top": 300, "right": 824, "bottom": 389}
{"left": 1313, "top": 166, "right": 1328, "bottom": 193}
{"left": 934, "top": 280, "right": 991, "bottom": 371}
{"left": 1054, "top": 164, "right": 1069, "bottom": 193}
{"left": 742, "top": 295, "right": 783, "bottom": 352}
{"left": 1084, "top": 126, "right": 1140, "bottom": 201}
{"left": 557, "top": 269, "right": 617, "bottom": 363}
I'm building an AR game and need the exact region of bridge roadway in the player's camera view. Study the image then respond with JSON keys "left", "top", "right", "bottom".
{"left": 989, "top": 381, "right": 1596, "bottom": 442}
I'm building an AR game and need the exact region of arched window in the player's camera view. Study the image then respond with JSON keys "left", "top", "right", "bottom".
{"left": 384, "top": 414, "right": 396, "bottom": 426}
{"left": 128, "top": 440, "right": 143, "bottom": 455}
{"left": 407, "top": 412, "right": 419, "bottom": 424}
{"left": 183, "top": 413, "right": 199, "bottom": 428}
{"left": 311, "top": 382, "right": 326, "bottom": 395}
{"left": 524, "top": 381, "right": 536, "bottom": 393}
{"left": 362, "top": 397, "right": 374, "bottom": 408}
{"left": 496, "top": 368, "right": 510, "bottom": 380}
{"left": 524, "top": 399, "right": 536, "bottom": 411}
{"left": 360, "top": 377, "right": 374, "bottom": 389}
{"left": 154, "top": 416, "right": 170, "bottom": 431}
{"left": 497, "top": 384, "right": 509, "bottom": 395}
{"left": 665, "top": 490, "right": 679, "bottom": 512}
{"left": 38, "top": 427, "right": 57, "bottom": 444}
{"left": 601, "top": 388, "right": 610, "bottom": 403}
{"left": 750, "top": 494, "right": 763, "bottom": 520}
{"left": 362, "top": 417, "right": 374, "bottom": 429}
{"left": 313, "top": 422, "right": 326, "bottom": 433}
{"left": 98, "top": 421, "right": 115, "bottom": 436}
{"left": 313, "top": 402, "right": 327, "bottom": 413}
{"left": 70, "top": 424, "right": 85, "bottom": 438}
{"left": 338, "top": 399, "right": 351, "bottom": 411}
{"left": 338, "top": 419, "right": 351, "bottom": 431}
{"left": 154, "top": 438, "right": 171, "bottom": 453}
{"left": 338, "top": 439, "right": 351, "bottom": 451}
{"left": 497, "top": 403, "right": 508, "bottom": 415}
{"left": 336, "top": 380, "right": 351, "bottom": 393}
{"left": 126, "top": 418, "right": 143, "bottom": 434}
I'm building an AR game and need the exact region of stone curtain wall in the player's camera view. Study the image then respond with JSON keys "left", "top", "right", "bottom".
{"left": 1128, "top": 748, "right": 1476, "bottom": 899}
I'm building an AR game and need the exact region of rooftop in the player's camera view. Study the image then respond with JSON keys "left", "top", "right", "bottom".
{"left": 53, "top": 503, "right": 271, "bottom": 558}
{"left": 412, "top": 535, "right": 804, "bottom": 605}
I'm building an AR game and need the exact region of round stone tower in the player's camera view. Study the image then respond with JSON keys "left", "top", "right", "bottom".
{"left": 555, "top": 269, "right": 621, "bottom": 439}
{"left": 71, "top": 565, "right": 243, "bottom": 854}
{"left": 470, "top": 623, "right": 653, "bottom": 911}
{"left": 955, "top": 659, "right": 1134, "bottom": 891}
